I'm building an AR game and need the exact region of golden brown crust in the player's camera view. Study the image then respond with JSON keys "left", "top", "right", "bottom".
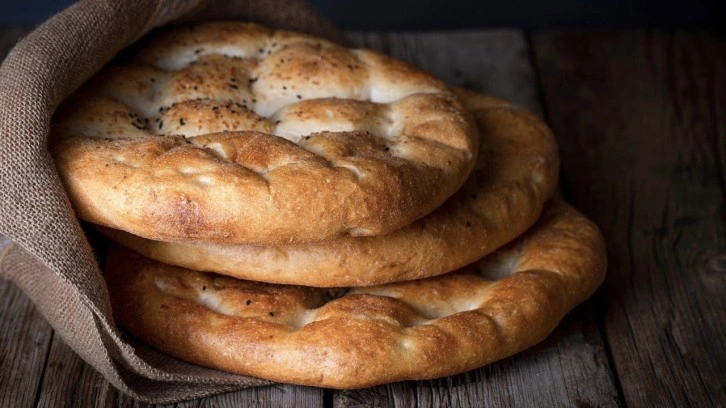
{"left": 99, "top": 88, "right": 559, "bottom": 286}
{"left": 105, "top": 199, "right": 607, "bottom": 388}
{"left": 51, "top": 22, "right": 477, "bottom": 244}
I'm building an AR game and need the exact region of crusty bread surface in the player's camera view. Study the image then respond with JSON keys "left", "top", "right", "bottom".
{"left": 99, "top": 88, "right": 559, "bottom": 286}
{"left": 51, "top": 22, "right": 478, "bottom": 244}
{"left": 105, "top": 199, "right": 606, "bottom": 388}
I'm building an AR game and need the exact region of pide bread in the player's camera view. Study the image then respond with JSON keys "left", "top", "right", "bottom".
{"left": 56, "top": 20, "right": 604, "bottom": 390}
{"left": 99, "top": 89, "right": 559, "bottom": 286}
{"left": 50, "top": 22, "right": 478, "bottom": 245}
{"left": 105, "top": 199, "right": 606, "bottom": 388}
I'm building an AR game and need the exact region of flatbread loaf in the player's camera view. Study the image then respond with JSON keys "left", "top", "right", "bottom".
{"left": 105, "top": 199, "right": 606, "bottom": 388}
{"left": 99, "top": 89, "right": 559, "bottom": 286}
{"left": 50, "top": 22, "right": 477, "bottom": 244}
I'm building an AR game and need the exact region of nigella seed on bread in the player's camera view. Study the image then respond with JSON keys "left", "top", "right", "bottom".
{"left": 50, "top": 21, "right": 478, "bottom": 245}
{"left": 98, "top": 89, "right": 560, "bottom": 287}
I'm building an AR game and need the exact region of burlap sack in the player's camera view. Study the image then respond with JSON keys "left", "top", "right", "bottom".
{"left": 0, "top": 0, "right": 342, "bottom": 402}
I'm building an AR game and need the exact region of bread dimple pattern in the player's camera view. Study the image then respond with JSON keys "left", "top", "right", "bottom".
{"left": 97, "top": 90, "right": 561, "bottom": 286}
{"left": 147, "top": 239, "right": 517, "bottom": 337}
{"left": 52, "top": 22, "right": 477, "bottom": 244}
{"left": 65, "top": 27, "right": 447, "bottom": 150}
{"left": 106, "top": 199, "right": 607, "bottom": 388}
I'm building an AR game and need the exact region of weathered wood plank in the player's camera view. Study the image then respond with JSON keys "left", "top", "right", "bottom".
{"left": 174, "top": 384, "right": 324, "bottom": 408}
{"left": 0, "top": 26, "right": 54, "bottom": 408}
{"left": 533, "top": 30, "right": 726, "bottom": 407}
{"left": 35, "top": 335, "right": 119, "bottom": 407}
{"left": 0, "top": 275, "right": 54, "bottom": 408}
{"left": 338, "top": 30, "right": 620, "bottom": 408}
{"left": 36, "top": 335, "right": 323, "bottom": 408}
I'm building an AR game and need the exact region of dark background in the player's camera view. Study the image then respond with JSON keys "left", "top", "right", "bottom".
{"left": 1, "top": 0, "right": 724, "bottom": 30}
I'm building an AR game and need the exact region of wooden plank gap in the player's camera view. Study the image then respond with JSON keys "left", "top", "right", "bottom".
{"left": 31, "top": 330, "right": 56, "bottom": 408}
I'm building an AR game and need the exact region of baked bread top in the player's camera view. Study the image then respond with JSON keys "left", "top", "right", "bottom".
{"left": 100, "top": 89, "right": 559, "bottom": 286}
{"left": 51, "top": 22, "right": 477, "bottom": 244}
{"left": 105, "top": 199, "right": 606, "bottom": 388}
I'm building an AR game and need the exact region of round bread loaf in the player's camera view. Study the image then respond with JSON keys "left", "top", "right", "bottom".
{"left": 50, "top": 22, "right": 477, "bottom": 245}
{"left": 105, "top": 199, "right": 606, "bottom": 388}
{"left": 99, "top": 89, "right": 559, "bottom": 286}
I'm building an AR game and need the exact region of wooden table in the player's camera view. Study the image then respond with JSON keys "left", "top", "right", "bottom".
{"left": 1, "top": 26, "right": 724, "bottom": 407}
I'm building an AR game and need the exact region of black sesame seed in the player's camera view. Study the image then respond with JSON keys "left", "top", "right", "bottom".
{"left": 150, "top": 77, "right": 156, "bottom": 82}
{"left": 258, "top": 48, "right": 264, "bottom": 53}
{"left": 202, "top": 285, "right": 206, "bottom": 291}
{"left": 180, "top": 118, "right": 185, "bottom": 126}
{"left": 158, "top": 120, "right": 163, "bottom": 129}
{"left": 248, "top": 77, "right": 258, "bottom": 83}
{"left": 269, "top": 312, "right": 274, "bottom": 317}
{"left": 296, "top": 94, "right": 302, "bottom": 99}
{"left": 228, "top": 83, "right": 239, "bottom": 89}
{"left": 246, "top": 300, "right": 251, "bottom": 305}
{"left": 466, "top": 221, "right": 472, "bottom": 227}
{"left": 193, "top": 86, "right": 198, "bottom": 91}
{"left": 251, "top": 99, "right": 257, "bottom": 103}
{"left": 275, "top": 120, "right": 281, "bottom": 124}
{"left": 282, "top": 86, "right": 287, "bottom": 90}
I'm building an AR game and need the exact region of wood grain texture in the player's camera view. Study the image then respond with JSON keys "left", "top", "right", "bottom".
{"left": 0, "top": 276, "right": 54, "bottom": 408}
{"left": 338, "top": 30, "right": 620, "bottom": 408}
{"left": 37, "top": 335, "right": 322, "bottom": 408}
{"left": 533, "top": 30, "right": 726, "bottom": 407}
{"left": 36, "top": 335, "right": 120, "bottom": 407}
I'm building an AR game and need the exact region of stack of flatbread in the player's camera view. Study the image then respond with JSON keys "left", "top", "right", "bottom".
{"left": 49, "top": 22, "right": 606, "bottom": 388}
